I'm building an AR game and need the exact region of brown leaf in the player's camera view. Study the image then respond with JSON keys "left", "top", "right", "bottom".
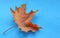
{"left": 10, "top": 4, "right": 41, "bottom": 32}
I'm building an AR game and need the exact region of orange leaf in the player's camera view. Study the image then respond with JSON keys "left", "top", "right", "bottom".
{"left": 10, "top": 4, "right": 41, "bottom": 32}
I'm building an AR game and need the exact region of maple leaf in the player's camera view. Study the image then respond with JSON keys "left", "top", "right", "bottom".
{"left": 10, "top": 4, "right": 41, "bottom": 32}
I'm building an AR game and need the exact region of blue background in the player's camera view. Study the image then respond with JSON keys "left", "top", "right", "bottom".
{"left": 0, "top": 0, "right": 60, "bottom": 38}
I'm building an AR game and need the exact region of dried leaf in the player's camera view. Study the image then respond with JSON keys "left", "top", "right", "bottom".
{"left": 10, "top": 4, "right": 41, "bottom": 32}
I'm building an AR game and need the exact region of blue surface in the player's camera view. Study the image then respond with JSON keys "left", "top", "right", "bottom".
{"left": 0, "top": 0, "right": 60, "bottom": 38}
